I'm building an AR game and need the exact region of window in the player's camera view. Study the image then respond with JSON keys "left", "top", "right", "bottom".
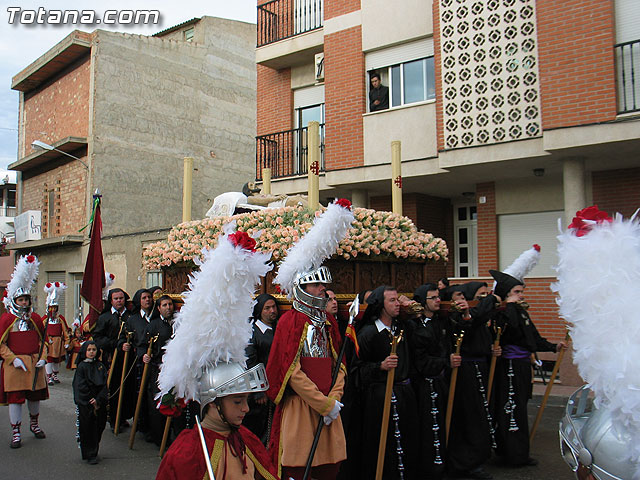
{"left": 7, "top": 188, "right": 15, "bottom": 207}
{"left": 184, "top": 27, "right": 194, "bottom": 42}
{"left": 453, "top": 205, "right": 478, "bottom": 277}
{"left": 146, "top": 271, "right": 162, "bottom": 289}
{"left": 370, "top": 57, "right": 435, "bottom": 111}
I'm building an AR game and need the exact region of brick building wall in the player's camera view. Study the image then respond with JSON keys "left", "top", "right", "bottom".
{"left": 476, "top": 182, "right": 498, "bottom": 274}
{"left": 21, "top": 160, "right": 88, "bottom": 237}
{"left": 325, "top": 0, "right": 360, "bottom": 19}
{"left": 323, "top": 26, "right": 365, "bottom": 170}
{"left": 22, "top": 56, "right": 91, "bottom": 156}
{"left": 592, "top": 167, "right": 640, "bottom": 218}
{"left": 536, "top": 0, "right": 617, "bottom": 129}
{"left": 256, "top": 65, "right": 292, "bottom": 136}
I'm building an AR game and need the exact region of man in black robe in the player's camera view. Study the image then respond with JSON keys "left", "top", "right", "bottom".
{"left": 353, "top": 285, "right": 419, "bottom": 480}
{"left": 92, "top": 288, "right": 134, "bottom": 430}
{"left": 120, "top": 288, "right": 153, "bottom": 435}
{"left": 142, "top": 294, "right": 175, "bottom": 445}
{"left": 369, "top": 72, "right": 389, "bottom": 112}
{"left": 243, "top": 293, "right": 278, "bottom": 444}
{"left": 410, "top": 283, "right": 456, "bottom": 479}
{"left": 445, "top": 282, "right": 496, "bottom": 480}
{"left": 489, "top": 270, "right": 566, "bottom": 467}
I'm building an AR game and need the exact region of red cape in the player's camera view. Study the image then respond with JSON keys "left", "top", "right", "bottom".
{"left": 156, "top": 425, "right": 279, "bottom": 480}
{"left": 0, "top": 312, "right": 44, "bottom": 344}
{"left": 265, "top": 309, "right": 344, "bottom": 471}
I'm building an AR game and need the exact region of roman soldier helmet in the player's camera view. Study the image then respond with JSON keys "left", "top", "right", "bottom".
{"left": 3, "top": 254, "right": 39, "bottom": 316}
{"left": 44, "top": 281, "right": 67, "bottom": 308}
{"left": 489, "top": 244, "right": 541, "bottom": 299}
{"left": 555, "top": 206, "right": 640, "bottom": 478}
{"left": 157, "top": 223, "right": 272, "bottom": 412}
{"left": 274, "top": 199, "right": 354, "bottom": 316}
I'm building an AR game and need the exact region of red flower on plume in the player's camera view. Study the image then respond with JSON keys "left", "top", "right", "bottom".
{"left": 46, "top": 283, "right": 52, "bottom": 288}
{"left": 533, "top": 244, "right": 541, "bottom": 252}
{"left": 54, "top": 282, "right": 60, "bottom": 287}
{"left": 229, "top": 231, "right": 256, "bottom": 252}
{"left": 158, "top": 398, "right": 186, "bottom": 418}
{"left": 568, "top": 205, "right": 613, "bottom": 237}
{"left": 2, "top": 291, "right": 7, "bottom": 299}
{"left": 109, "top": 274, "right": 115, "bottom": 280}
{"left": 26, "top": 255, "right": 35, "bottom": 263}
{"left": 274, "top": 284, "right": 282, "bottom": 294}
{"left": 335, "top": 198, "right": 352, "bottom": 209}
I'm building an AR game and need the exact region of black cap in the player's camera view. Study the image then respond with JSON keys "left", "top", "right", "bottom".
{"left": 413, "top": 283, "right": 438, "bottom": 306}
{"left": 489, "top": 270, "right": 523, "bottom": 300}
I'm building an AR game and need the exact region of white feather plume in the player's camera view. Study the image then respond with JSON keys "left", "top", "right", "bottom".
{"left": 157, "top": 230, "right": 272, "bottom": 402}
{"left": 4, "top": 254, "right": 39, "bottom": 309}
{"left": 555, "top": 215, "right": 640, "bottom": 471}
{"left": 102, "top": 272, "right": 115, "bottom": 300}
{"left": 274, "top": 200, "right": 354, "bottom": 294}
{"left": 504, "top": 244, "right": 541, "bottom": 281}
{"left": 44, "top": 281, "right": 67, "bottom": 307}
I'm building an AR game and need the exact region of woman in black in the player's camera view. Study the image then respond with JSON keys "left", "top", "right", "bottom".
{"left": 72, "top": 341, "right": 108, "bottom": 464}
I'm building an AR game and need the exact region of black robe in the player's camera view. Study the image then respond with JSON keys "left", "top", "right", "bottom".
{"left": 73, "top": 355, "right": 108, "bottom": 460}
{"left": 352, "top": 318, "right": 419, "bottom": 480}
{"left": 410, "top": 314, "right": 452, "bottom": 479}
{"left": 243, "top": 320, "right": 275, "bottom": 444}
{"left": 493, "top": 303, "right": 557, "bottom": 465}
{"left": 446, "top": 297, "right": 495, "bottom": 473}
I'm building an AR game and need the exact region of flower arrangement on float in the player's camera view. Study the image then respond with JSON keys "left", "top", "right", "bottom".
{"left": 143, "top": 204, "right": 448, "bottom": 270}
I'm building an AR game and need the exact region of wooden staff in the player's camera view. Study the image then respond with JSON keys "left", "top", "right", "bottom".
{"left": 107, "top": 322, "right": 125, "bottom": 389}
{"left": 32, "top": 307, "right": 52, "bottom": 391}
{"left": 114, "top": 331, "right": 132, "bottom": 436}
{"left": 375, "top": 334, "right": 399, "bottom": 480}
{"left": 529, "top": 330, "right": 570, "bottom": 444}
{"left": 445, "top": 332, "right": 464, "bottom": 447}
{"left": 159, "top": 417, "right": 172, "bottom": 457}
{"left": 129, "top": 335, "right": 157, "bottom": 449}
{"left": 486, "top": 326, "right": 503, "bottom": 403}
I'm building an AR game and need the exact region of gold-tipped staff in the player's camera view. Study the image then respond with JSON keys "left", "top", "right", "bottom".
{"left": 129, "top": 335, "right": 157, "bottom": 449}
{"left": 114, "top": 330, "right": 132, "bottom": 436}
{"left": 487, "top": 326, "right": 503, "bottom": 403}
{"left": 529, "top": 330, "right": 570, "bottom": 445}
{"left": 107, "top": 322, "right": 125, "bottom": 389}
{"left": 445, "top": 331, "right": 464, "bottom": 447}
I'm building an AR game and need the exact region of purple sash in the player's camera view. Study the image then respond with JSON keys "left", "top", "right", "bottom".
{"left": 503, "top": 344, "right": 531, "bottom": 360}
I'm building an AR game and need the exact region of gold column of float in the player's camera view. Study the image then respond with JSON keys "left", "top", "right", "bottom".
{"left": 307, "top": 121, "right": 320, "bottom": 211}
{"left": 262, "top": 168, "right": 272, "bottom": 195}
{"left": 391, "top": 141, "right": 402, "bottom": 215}
{"left": 182, "top": 157, "right": 193, "bottom": 222}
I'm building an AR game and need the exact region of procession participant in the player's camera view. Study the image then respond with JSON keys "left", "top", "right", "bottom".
{"left": 244, "top": 293, "right": 278, "bottom": 444}
{"left": 93, "top": 287, "right": 133, "bottom": 430}
{"left": 142, "top": 294, "right": 176, "bottom": 445}
{"left": 352, "top": 285, "right": 419, "bottom": 480}
{"left": 445, "top": 283, "right": 496, "bottom": 480}
{"left": 72, "top": 341, "right": 108, "bottom": 464}
{"left": 267, "top": 199, "right": 354, "bottom": 480}
{"left": 43, "top": 282, "right": 70, "bottom": 385}
{"left": 120, "top": 288, "right": 154, "bottom": 435}
{"left": 410, "top": 283, "right": 454, "bottom": 479}
{"left": 156, "top": 227, "right": 278, "bottom": 480}
{"left": 0, "top": 255, "right": 47, "bottom": 449}
{"left": 66, "top": 319, "right": 83, "bottom": 370}
{"left": 490, "top": 244, "right": 566, "bottom": 467}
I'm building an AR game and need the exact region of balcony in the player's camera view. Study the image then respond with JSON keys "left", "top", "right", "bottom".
{"left": 615, "top": 39, "right": 640, "bottom": 114}
{"left": 256, "top": 125, "right": 325, "bottom": 180}
{"left": 257, "top": 0, "right": 323, "bottom": 47}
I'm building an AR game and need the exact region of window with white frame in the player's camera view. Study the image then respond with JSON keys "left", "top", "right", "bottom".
{"left": 146, "top": 271, "right": 162, "bottom": 289}
{"left": 366, "top": 37, "right": 435, "bottom": 111}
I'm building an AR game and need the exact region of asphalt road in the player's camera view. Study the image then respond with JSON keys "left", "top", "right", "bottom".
{"left": 0, "top": 368, "right": 574, "bottom": 479}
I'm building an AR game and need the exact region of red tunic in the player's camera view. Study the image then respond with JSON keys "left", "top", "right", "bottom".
{"left": 156, "top": 425, "right": 279, "bottom": 480}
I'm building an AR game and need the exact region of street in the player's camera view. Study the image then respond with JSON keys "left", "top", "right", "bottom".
{"left": 0, "top": 368, "right": 574, "bottom": 479}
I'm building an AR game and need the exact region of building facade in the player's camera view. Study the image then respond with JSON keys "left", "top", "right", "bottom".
{"left": 10, "top": 17, "right": 257, "bottom": 321}
{"left": 255, "top": 0, "right": 640, "bottom": 385}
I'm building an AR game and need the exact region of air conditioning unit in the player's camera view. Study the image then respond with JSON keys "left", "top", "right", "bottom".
{"left": 315, "top": 53, "right": 324, "bottom": 82}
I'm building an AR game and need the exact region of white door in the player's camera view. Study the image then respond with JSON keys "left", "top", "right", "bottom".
{"left": 453, "top": 204, "right": 478, "bottom": 277}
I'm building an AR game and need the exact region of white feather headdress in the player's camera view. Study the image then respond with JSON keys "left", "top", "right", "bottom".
{"left": 504, "top": 244, "right": 541, "bottom": 281}
{"left": 4, "top": 254, "right": 39, "bottom": 309}
{"left": 274, "top": 199, "right": 354, "bottom": 294}
{"left": 102, "top": 272, "right": 115, "bottom": 300}
{"left": 554, "top": 210, "right": 640, "bottom": 469}
{"left": 44, "top": 281, "right": 67, "bottom": 307}
{"left": 157, "top": 225, "right": 272, "bottom": 402}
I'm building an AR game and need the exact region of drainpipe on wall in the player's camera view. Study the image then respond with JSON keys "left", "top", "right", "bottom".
{"left": 182, "top": 157, "right": 193, "bottom": 222}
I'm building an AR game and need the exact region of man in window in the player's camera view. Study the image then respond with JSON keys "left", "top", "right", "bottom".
{"left": 369, "top": 72, "right": 389, "bottom": 112}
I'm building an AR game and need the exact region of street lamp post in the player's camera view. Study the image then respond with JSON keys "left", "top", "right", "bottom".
{"left": 31, "top": 140, "right": 89, "bottom": 169}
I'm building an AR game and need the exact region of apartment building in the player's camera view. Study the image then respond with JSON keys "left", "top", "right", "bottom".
{"left": 255, "top": 0, "right": 640, "bottom": 385}
{"left": 9, "top": 16, "right": 257, "bottom": 320}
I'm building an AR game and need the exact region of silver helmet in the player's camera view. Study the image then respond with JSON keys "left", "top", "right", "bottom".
{"left": 8, "top": 287, "right": 31, "bottom": 317}
{"left": 292, "top": 265, "right": 332, "bottom": 315}
{"left": 198, "top": 362, "right": 268, "bottom": 410}
{"left": 560, "top": 385, "right": 637, "bottom": 480}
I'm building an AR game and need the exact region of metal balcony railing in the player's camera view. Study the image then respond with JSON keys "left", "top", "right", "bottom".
{"left": 615, "top": 39, "right": 640, "bottom": 114}
{"left": 257, "top": 0, "right": 323, "bottom": 47}
{"left": 256, "top": 125, "right": 325, "bottom": 180}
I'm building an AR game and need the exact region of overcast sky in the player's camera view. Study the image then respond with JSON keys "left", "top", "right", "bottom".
{"left": 0, "top": 0, "right": 255, "bottom": 173}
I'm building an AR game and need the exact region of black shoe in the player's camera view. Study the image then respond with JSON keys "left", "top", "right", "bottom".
{"left": 88, "top": 457, "right": 99, "bottom": 465}
{"left": 10, "top": 439, "right": 21, "bottom": 449}
{"left": 524, "top": 457, "right": 538, "bottom": 466}
{"left": 467, "top": 467, "right": 493, "bottom": 480}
